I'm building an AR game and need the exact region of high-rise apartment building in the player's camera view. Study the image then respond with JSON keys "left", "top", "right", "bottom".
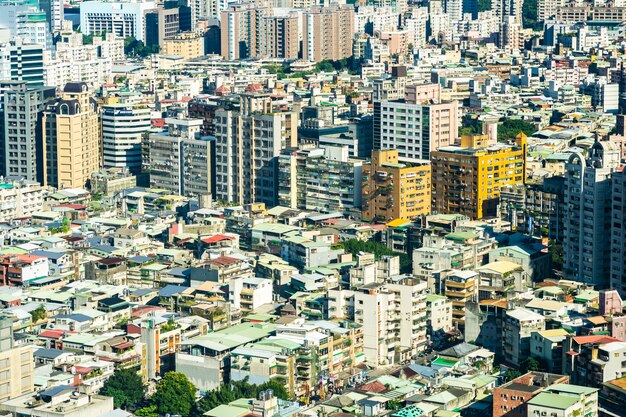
{"left": 494, "top": 0, "right": 523, "bottom": 24}
{"left": 564, "top": 140, "right": 620, "bottom": 288}
{"left": 80, "top": 1, "right": 155, "bottom": 43}
{"left": 0, "top": 81, "right": 55, "bottom": 182}
{"left": 220, "top": 2, "right": 270, "bottom": 60}
{"left": 611, "top": 168, "right": 626, "bottom": 295}
{"left": 220, "top": 2, "right": 298, "bottom": 60}
{"left": 373, "top": 98, "right": 458, "bottom": 160}
{"left": 101, "top": 102, "right": 151, "bottom": 175}
{"left": 431, "top": 133, "right": 527, "bottom": 219}
{"left": 43, "top": 82, "right": 100, "bottom": 189}
{"left": 537, "top": 0, "right": 566, "bottom": 22}
{"left": 361, "top": 149, "right": 431, "bottom": 222}
{"left": 0, "top": 40, "right": 44, "bottom": 87}
{"left": 302, "top": 5, "right": 355, "bottom": 62}
{"left": 214, "top": 93, "right": 297, "bottom": 206}
{"left": 145, "top": 7, "right": 180, "bottom": 48}
{"left": 259, "top": 13, "right": 300, "bottom": 59}
{"left": 148, "top": 117, "right": 216, "bottom": 198}
{"left": 38, "top": 0, "right": 64, "bottom": 32}
{"left": 352, "top": 278, "right": 428, "bottom": 365}
{"left": 278, "top": 146, "right": 363, "bottom": 218}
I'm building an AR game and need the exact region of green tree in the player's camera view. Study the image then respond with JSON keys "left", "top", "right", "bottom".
{"left": 100, "top": 368, "right": 146, "bottom": 409}
{"left": 257, "top": 380, "right": 289, "bottom": 400}
{"left": 315, "top": 61, "right": 335, "bottom": 72}
{"left": 497, "top": 119, "right": 537, "bottom": 142}
{"left": 522, "top": 0, "right": 541, "bottom": 30}
{"left": 30, "top": 305, "right": 47, "bottom": 323}
{"left": 196, "top": 378, "right": 289, "bottom": 415}
{"left": 135, "top": 405, "right": 158, "bottom": 417}
{"left": 124, "top": 36, "right": 159, "bottom": 57}
{"left": 340, "top": 239, "right": 411, "bottom": 273}
{"left": 459, "top": 114, "right": 483, "bottom": 136}
{"left": 478, "top": 0, "right": 491, "bottom": 11}
{"left": 151, "top": 372, "right": 197, "bottom": 416}
{"left": 520, "top": 356, "right": 541, "bottom": 373}
{"left": 504, "top": 369, "right": 522, "bottom": 381}
{"left": 550, "top": 241, "right": 564, "bottom": 272}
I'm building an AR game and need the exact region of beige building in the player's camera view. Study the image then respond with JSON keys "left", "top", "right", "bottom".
{"left": 44, "top": 82, "right": 100, "bottom": 189}
{"left": 302, "top": 5, "right": 354, "bottom": 62}
{"left": 220, "top": 3, "right": 299, "bottom": 60}
{"left": 0, "top": 316, "right": 33, "bottom": 402}
{"left": 361, "top": 149, "right": 431, "bottom": 222}
{"left": 163, "top": 32, "right": 204, "bottom": 59}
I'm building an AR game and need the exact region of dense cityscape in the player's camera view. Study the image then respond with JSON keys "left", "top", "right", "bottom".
{"left": 0, "top": 0, "right": 625, "bottom": 416}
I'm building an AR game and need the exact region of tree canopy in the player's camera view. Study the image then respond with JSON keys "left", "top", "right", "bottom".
{"left": 497, "top": 119, "right": 537, "bottom": 142}
{"left": 196, "top": 378, "right": 288, "bottom": 415}
{"left": 339, "top": 239, "right": 411, "bottom": 274}
{"left": 478, "top": 0, "right": 491, "bottom": 11}
{"left": 100, "top": 368, "right": 146, "bottom": 410}
{"left": 124, "top": 37, "right": 159, "bottom": 57}
{"left": 459, "top": 114, "right": 483, "bottom": 136}
{"left": 151, "top": 372, "right": 197, "bottom": 416}
{"left": 30, "top": 305, "right": 47, "bottom": 323}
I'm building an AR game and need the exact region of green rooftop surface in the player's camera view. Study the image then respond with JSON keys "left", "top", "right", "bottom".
{"left": 392, "top": 405, "right": 426, "bottom": 417}
{"left": 433, "top": 357, "right": 458, "bottom": 367}
{"left": 528, "top": 392, "right": 578, "bottom": 410}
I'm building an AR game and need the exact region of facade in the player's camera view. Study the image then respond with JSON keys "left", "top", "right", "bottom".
{"left": 503, "top": 308, "right": 545, "bottom": 367}
{"left": 426, "top": 294, "right": 453, "bottom": 334}
{"left": 163, "top": 32, "right": 204, "bottom": 59}
{"left": 220, "top": 4, "right": 299, "bottom": 60}
{"left": 0, "top": 316, "right": 33, "bottom": 402}
{"left": 140, "top": 318, "right": 181, "bottom": 381}
{"left": 220, "top": 2, "right": 268, "bottom": 60}
{"left": 79, "top": 1, "right": 155, "bottom": 42}
{"left": 145, "top": 7, "right": 180, "bottom": 48}
{"left": 431, "top": 134, "right": 527, "bottom": 219}
{"left": 492, "top": 372, "right": 569, "bottom": 417}
{"left": 351, "top": 277, "right": 428, "bottom": 366}
{"left": 530, "top": 328, "right": 569, "bottom": 374}
{"left": 278, "top": 146, "right": 363, "bottom": 218}
{"left": 373, "top": 99, "right": 458, "bottom": 160}
{"left": 611, "top": 168, "right": 626, "bottom": 295}
{"left": 443, "top": 270, "right": 479, "bottom": 328}
{"left": 361, "top": 149, "right": 431, "bottom": 222}
{"left": 0, "top": 179, "right": 45, "bottom": 222}
{"left": 564, "top": 336, "right": 626, "bottom": 387}
{"left": 214, "top": 93, "right": 297, "bottom": 206}
{"left": 1, "top": 81, "right": 55, "bottom": 182}
{"left": 527, "top": 385, "right": 598, "bottom": 417}
{"left": 0, "top": 40, "right": 44, "bottom": 87}
{"left": 563, "top": 141, "right": 620, "bottom": 288}
{"left": 101, "top": 102, "right": 151, "bottom": 174}
{"left": 229, "top": 276, "right": 273, "bottom": 314}
{"left": 302, "top": 5, "right": 355, "bottom": 62}
{"left": 148, "top": 118, "right": 216, "bottom": 198}
{"left": 43, "top": 82, "right": 100, "bottom": 189}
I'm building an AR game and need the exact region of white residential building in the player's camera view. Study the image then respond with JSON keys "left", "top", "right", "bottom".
{"left": 0, "top": 179, "right": 45, "bottom": 222}
{"left": 214, "top": 93, "right": 297, "bottom": 206}
{"left": 148, "top": 117, "right": 215, "bottom": 198}
{"left": 374, "top": 99, "right": 458, "bottom": 160}
{"left": 229, "top": 276, "right": 273, "bottom": 314}
{"left": 101, "top": 102, "right": 151, "bottom": 174}
{"left": 564, "top": 141, "right": 621, "bottom": 288}
{"left": 351, "top": 277, "right": 428, "bottom": 366}
{"left": 80, "top": 1, "right": 155, "bottom": 42}
{"left": 503, "top": 308, "right": 545, "bottom": 367}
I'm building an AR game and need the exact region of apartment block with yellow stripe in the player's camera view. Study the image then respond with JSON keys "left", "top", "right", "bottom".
{"left": 431, "top": 133, "right": 527, "bottom": 219}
